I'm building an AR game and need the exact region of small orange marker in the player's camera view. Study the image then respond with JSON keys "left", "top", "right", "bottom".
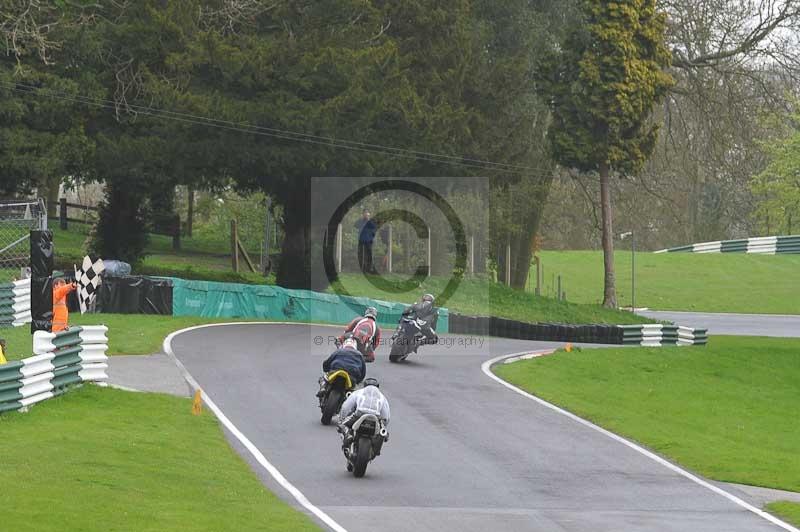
{"left": 565, "top": 343, "right": 573, "bottom": 352}
{"left": 192, "top": 389, "right": 203, "bottom": 416}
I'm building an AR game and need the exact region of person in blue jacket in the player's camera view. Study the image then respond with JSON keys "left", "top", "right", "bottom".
{"left": 354, "top": 210, "right": 377, "bottom": 274}
{"left": 321, "top": 335, "right": 367, "bottom": 385}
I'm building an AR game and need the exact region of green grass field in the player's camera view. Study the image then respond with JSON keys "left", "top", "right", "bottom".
{"left": 494, "top": 336, "right": 800, "bottom": 492}
{"left": 1, "top": 385, "right": 318, "bottom": 532}
{"left": 536, "top": 250, "right": 800, "bottom": 314}
{"left": 333, "top": 273, "right": 651, "bottom": 326}
{"left": 766, "top": 502, "right": 800, "bottom": 527}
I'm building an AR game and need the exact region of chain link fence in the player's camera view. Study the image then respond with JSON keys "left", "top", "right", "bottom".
{"left": 0, "top": 199, "right": 46, "bottom": 283}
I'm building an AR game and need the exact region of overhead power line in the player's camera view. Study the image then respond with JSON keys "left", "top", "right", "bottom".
{"left": 0, "top": 80, "right": 555, "bottom": 177}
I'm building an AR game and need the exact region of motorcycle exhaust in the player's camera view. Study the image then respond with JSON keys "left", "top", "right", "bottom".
{"left": 379, "top": 427, "right": 388, "bottom": 437}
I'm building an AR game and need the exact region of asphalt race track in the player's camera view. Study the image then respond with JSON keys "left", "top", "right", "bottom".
{"left": 169, "top": 323, "right": 789, "bottom": 532}
{"left": 638, "top": 311, "right": 800, "bottom": 338}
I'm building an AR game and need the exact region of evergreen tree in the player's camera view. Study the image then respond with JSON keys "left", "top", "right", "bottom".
{"left": 542, "top": 0, "right": 673, "bottom": 307}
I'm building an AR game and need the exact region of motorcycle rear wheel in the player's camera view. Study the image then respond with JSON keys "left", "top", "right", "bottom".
{"left": 321, "top": 388, "right": 342, "bottom": 425}
{"left": 389, "top": 341, "right": 406, "bottom": 363}
{"left": 352, "top": 436, "right": 372, "bottom": 477}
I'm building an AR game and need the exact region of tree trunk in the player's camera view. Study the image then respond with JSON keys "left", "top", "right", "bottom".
{"left": 473, "top": 238, "right": 486, "bottom": 274}
{"left": 186, "top": 187, "right": 195, "bottom": 237}
{"left": 509, "top": 176, "right": 552, "bottom": 291}
{"left": 276, "top": 180, "right": 311, "bottom": 289}
{"left": 599, "top": 162, "right": 617, "bottom": 308}
{"left": 510, "top": 232, "right": 533, "bottom": 290}
{"left": 40, "top": 176, "right": 61, "bottom": 218}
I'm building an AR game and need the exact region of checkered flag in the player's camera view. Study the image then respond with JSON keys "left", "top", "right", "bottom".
{"left": 74, "top": 256, "right": 105, "bottom": 314}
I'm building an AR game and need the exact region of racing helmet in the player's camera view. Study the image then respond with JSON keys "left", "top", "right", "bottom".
{"left": 421, "top": 293, "right": 434, "bottom": 304}
{"left": 363, "top": 377, "right": 380, "bottom": 388}
{"left": 364, "top": 306, "right": 378, "bottom": 319}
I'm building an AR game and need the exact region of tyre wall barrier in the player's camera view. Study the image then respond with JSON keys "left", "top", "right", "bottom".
{"left": 448, "top": 313, "right": 707, "bottom": 346}
{"left": 64, "top": 275, "right": 173, "bottom": 315}
{"left": 656, "top": 235, "right": 800, "bottom": 254}
{"left": 170, "top": 278, "right": 449, "bottom": 332}
{"left": 0, "top": 326, "right": 109, "bottom": 414}
{"left": 0, "top": 278, "right": 31, "bottom": 328}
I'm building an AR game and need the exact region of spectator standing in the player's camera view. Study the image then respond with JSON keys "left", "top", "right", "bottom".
{"left": 354, "top": 210, "right": 377, "bottom": 273}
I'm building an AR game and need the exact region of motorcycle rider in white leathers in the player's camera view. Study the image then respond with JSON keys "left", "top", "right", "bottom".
{"left": 338, "top": 378, "right": 390, "bottom": 452}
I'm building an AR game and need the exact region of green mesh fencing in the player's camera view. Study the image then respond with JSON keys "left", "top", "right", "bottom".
{"left": 169, "top": 278, "right": 449, "bottom": 332}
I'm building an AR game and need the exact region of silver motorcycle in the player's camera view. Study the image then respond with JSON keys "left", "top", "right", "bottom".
{"left": 341, "top": 413, "right": 388, "bottom": 478}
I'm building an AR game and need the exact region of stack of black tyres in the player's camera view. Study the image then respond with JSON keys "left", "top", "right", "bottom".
{"left": 448, "top": 312, "right": 623, "bottom": 345}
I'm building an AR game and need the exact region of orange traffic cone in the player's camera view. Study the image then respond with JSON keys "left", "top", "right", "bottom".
{"left": 192, "top": 389, "right": 203, "bottom": 416}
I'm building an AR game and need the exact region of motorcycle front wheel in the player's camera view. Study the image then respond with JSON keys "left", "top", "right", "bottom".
{"left": 352, "top": 436, "right": 372, "bottom": 477}
{"left": 321, "top": 388, "right": 342, "bottom": 425}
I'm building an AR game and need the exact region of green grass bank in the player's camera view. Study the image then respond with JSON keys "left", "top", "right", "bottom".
{"left": 494, "top": 336, "right": 800, "bottom": 492}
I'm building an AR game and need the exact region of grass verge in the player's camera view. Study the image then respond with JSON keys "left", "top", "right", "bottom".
{"left": 1, "top": 315, "right": 253, "bottom": 361}
{"left": 0, "top": 385, "right": 318, "bottom": 532}
{"left": 494, "top": 336, "right": 800, "bottom": 492}
{"left": 333, "top": 273, "right": 651, "bottom": 326}
{"left": 537, "top": 250, "right": 800, "bottom": 314}
{"left": 766, "top": 502, "right": 800, "bottom": 527}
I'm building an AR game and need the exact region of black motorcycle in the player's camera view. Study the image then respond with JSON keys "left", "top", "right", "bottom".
{"left": 389, "top": 316, "right": 431, "bottom": 362}
{"left": 342, "top": 413, "right": 388, "bottom": 478}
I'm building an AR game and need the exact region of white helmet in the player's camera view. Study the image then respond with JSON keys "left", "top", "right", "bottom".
{"left": 342, "top": 337, "right": 359, "bottom": 351}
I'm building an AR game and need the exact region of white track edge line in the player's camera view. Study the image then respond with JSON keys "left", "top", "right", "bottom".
{"left": 482, "top": 351, "right": 800, "bottom": 532}
{"left": 163, "top": 322, "right": 348, "bottom": 532}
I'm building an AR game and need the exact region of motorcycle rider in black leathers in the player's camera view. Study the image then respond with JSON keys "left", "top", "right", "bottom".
{"left": 402, "top": 293, "right": 439, "bottom": 350}
{"left": 320, "top": 335, "right": 366, "bottom": 388}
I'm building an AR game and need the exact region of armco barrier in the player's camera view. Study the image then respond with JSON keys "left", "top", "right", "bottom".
{"left": 656, "top": 234, "right": 800, "bottom": 254}
{"left": 170, "top": 278, "right": 449, "bottom": 332}
{"left": 0, "top": 326, "right": 109, "bottom": 414}
{"left": 0, "top": 278, "right": 31, "bottom": 328}
{"left": 449, "top": 313, "right": 707, "bottom": 346}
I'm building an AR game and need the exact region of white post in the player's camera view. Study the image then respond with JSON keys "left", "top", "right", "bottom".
{"left": 506, "top": 241, "right": 511, "bottom": 287}
{"left": 336, "top": 223, "right": 343, "bottom": 273}
{"left": 388, "top": 225, "right": 393, "bottom": 273}
{"left": 427, "top": 226, "right": 432, "bottom": 276}
{"left": 469, "top": 234, "right": 475, "bottom": 275}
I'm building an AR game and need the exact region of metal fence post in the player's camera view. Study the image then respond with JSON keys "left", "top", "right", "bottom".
{"left": 427, "top": 226, "right": 432, "bottom": 276}
{"left": 506, "top": 241, "right": 511, "bottom": 287}
{"left": 388, "top": 224, "right": 393, "bottom": 274}
{"left": 336, "top": 223, "right": 343, "bottom": 273}
{"left": 469, "top": 234, "right": 474, "bottom": 276}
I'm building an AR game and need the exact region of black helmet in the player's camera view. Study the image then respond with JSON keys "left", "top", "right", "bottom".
{"left": 422, "top": 293, "right": 434, "bottom": 303}
{"left": 363, "top": 377, "right": 380, "bottom": 388}
{"left": 364, "top": 306, "right": 377, "bottom": 319}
